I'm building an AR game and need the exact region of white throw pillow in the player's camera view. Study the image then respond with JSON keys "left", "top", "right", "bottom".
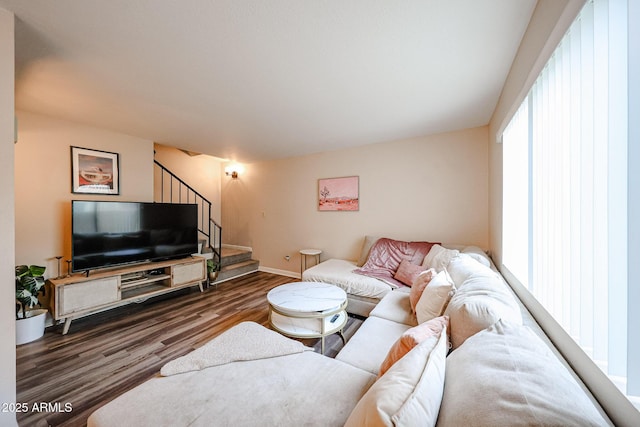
{"left": 422, "top": 244, "right": 459, "bottom": 272}
{"left": 444, "top": 273, "right": 522, "bottom": 349}
{"left": 437, "top": 320, "right": 609, "bottom": 427}
{"left": 409, "top": 268, "right": 437, "bottom": 313}
{"left": 415, "top": 270, "right": 455, "bottom": 324}
{"left": 345, "top": 326, "right": 448, "bottom": 427}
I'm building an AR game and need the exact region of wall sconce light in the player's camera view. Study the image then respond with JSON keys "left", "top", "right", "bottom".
{"left": 225, "top": 164, "right": 243, "bottom": 179}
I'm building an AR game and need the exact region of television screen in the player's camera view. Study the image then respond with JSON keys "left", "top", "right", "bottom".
{"left": 72, "top": 201, "right": 198, "bottom": 272}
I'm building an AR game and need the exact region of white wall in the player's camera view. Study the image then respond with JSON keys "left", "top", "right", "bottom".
{"left": 0, "top": 8, "right": 17, "bottom": 426}
{"left": 14, "top": 111, "right": 154, "bottom": 278}
{"left": 222, "top": 126, "right": 489, "bottom": 276}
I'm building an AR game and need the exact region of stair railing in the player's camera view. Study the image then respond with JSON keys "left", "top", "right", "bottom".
{"left": 154, "top": 160, "right": 222, "bottom": 271}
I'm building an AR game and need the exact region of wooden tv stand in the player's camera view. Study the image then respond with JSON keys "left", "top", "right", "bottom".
{"left": 47, "top": 256, "right": 206, "bottom": 335}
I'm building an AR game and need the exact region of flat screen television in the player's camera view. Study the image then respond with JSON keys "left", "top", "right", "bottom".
{"left": 72, "top": 200, "right": 198, "bottom": 272}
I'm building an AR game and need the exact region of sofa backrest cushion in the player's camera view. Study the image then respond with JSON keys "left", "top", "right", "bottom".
{"left": 345, "top": 325, "right": 448, "bottom": 427}
{"left": 379, "top": 316, "right": 449, "bottom": 377}
{"left": 444, "top": 273, "right": 522, "bottom": 349}
{"left": 445, "top": 252, "right": 497, "bottom": 288}
{"left": 437, "top": 320, "right": 609, "bottom": 427}
{"left": 422, "top": 244, "right": 459, "bottom": 273}
{"left": 460, "top": 245, "right": 491, "bottom": 267}
{"left": 357, "top": 235, "right": 381, "bottom": 267}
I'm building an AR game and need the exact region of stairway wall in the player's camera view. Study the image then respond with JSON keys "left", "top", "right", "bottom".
{"left": 153, "top": 143, "right": 223, "bottom": 225}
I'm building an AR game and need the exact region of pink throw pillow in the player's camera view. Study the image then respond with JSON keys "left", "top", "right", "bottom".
{"left": 409, "top": 268, "right": 437, "bottom": 312}
{"left": 393, "top": 259, "right": 427, "bottom": 287}
{"left": 379, "top": 316, "right": 449, "bottom": 376}
{"left": 353, "top": 238, "right": 438, "bottom": 288}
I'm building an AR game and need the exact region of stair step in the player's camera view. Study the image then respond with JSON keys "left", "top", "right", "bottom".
{"left": 220, "top": 247, "right": 253, "bottom": 267}
{"left": 217, "top": 259, "right": 260, "bottom": 282}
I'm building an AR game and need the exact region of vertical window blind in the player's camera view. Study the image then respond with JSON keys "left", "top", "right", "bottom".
{"left": 502, "top": 0, "right": 636, "bottom": 408}
{"left": 502, "top": 100, "right": 529, "bottom": 287}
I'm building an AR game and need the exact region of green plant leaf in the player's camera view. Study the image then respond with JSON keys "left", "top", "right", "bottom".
{"left": 29, "top": 265, "right": 46, "bottom": 277}
{"left": 15, "top": 265, "right": 29, "bottom": 278}
{"left": 19, "top": 276, "right": 37, "bottom": 289}
{"left": 15, "top": 265, "right": 46, "bottom": 311}
{"left": 16, "top": 289, "right": 31, "bottom": 298}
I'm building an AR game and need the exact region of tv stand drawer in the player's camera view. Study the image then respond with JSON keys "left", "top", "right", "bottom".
{"left": 172, "top": 261, "right": 206, "bottom": 286}
{"left": 60, "top": 277, "right": 120, "bottom": 315}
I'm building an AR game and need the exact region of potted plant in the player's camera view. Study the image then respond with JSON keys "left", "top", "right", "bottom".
{"left": 207, "top": 259, "right": 219, "bottom": 283}
{"left": 15, "top": 264, "right": 48, "bottom": 345}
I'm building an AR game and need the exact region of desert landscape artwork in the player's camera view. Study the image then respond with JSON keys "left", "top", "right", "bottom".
{"left": 318, "top": 176, "right": 359, "bottom": 211}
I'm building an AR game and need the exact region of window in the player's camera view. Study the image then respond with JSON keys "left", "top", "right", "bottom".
{"left": 502, "top": 0, "right": 637, "bottom": 409}
{"left": 502, "top": 100, "right": 529, "bottom": 288}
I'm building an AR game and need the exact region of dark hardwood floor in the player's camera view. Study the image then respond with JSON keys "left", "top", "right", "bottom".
{"left": 16, "top": 272, "right": 363, "bottom": 427}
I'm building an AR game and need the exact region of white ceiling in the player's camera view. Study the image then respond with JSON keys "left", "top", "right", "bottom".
{"left": 1, "top": 0, "right": 536, "bottom": 162}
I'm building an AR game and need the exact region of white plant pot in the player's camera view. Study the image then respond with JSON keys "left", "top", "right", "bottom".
{"left": 16, "top": 309, "right": 48, "bottom": 345}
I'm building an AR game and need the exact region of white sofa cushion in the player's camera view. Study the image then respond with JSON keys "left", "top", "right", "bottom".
{"left": 444, "top": 272, "right": 522, "bottom": 349}
{"left": 461, "top": 245, "right": 491, "bottom": 267}
{"left": 415, "top": 269, "right": 455, "bottom": 324}
{"left": 446, "top": 252, "right": 498, "bottom": 288}
{"left": 369, "top": 290, "right": 417, "bottom": 326}
{"left": 437, "top": 320, "right": 609, "bottom": 427}
{"left": 345, "top": 325, "right": 448, "bottom": 427}
{"left": 302, "top": 258, "right": 393, "bottom": 299}
{"left": 336, "top": 316, "right": 412, "bottom": 375}
{"left": 422, "top": 244, "right": 459, "bottom": 272}
{"left": 89, "top": 326, "right": 376, "bottom": 427}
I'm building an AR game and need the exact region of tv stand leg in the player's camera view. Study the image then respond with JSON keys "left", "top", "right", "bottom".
{"left": 198, "top": 281, "right": 204, "bottom": 292}
{"left": 62, "top": 318, "right": 73, "bottom": 335}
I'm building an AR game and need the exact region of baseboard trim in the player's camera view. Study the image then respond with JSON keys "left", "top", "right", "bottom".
{"left": 214, "top": 268, "right": 259, "bottom": 284}
{"left": 259, "top": 266, "right": 300, "bottom": 279}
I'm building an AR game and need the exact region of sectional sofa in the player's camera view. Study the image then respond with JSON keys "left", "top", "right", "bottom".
{"left": 301, "top": 236, "right": 492, "bottom": 317}
{"left": 88, "top": 240, "right": 612, "bottom": 426}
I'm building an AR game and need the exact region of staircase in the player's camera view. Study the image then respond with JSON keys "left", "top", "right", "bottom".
{"left": 217, "top": 247, "right": 260, "bottom": 283}
{"left": 153, "top": 160, "right": 222, "bottom": 280}
{"left": 154, "top": 159, "right": 261, "bottom": 283}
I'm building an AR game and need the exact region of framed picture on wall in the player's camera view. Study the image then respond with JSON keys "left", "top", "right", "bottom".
{"left": 71, "top": 146, "right": 120, "bottom": 195}
{"left": 318, "top": 176, "right": 359, "bottom": 211}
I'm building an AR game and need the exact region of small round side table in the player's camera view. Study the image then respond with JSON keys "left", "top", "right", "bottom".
{"left": 300, "top": 249, "right": 322, "bottom": 275}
